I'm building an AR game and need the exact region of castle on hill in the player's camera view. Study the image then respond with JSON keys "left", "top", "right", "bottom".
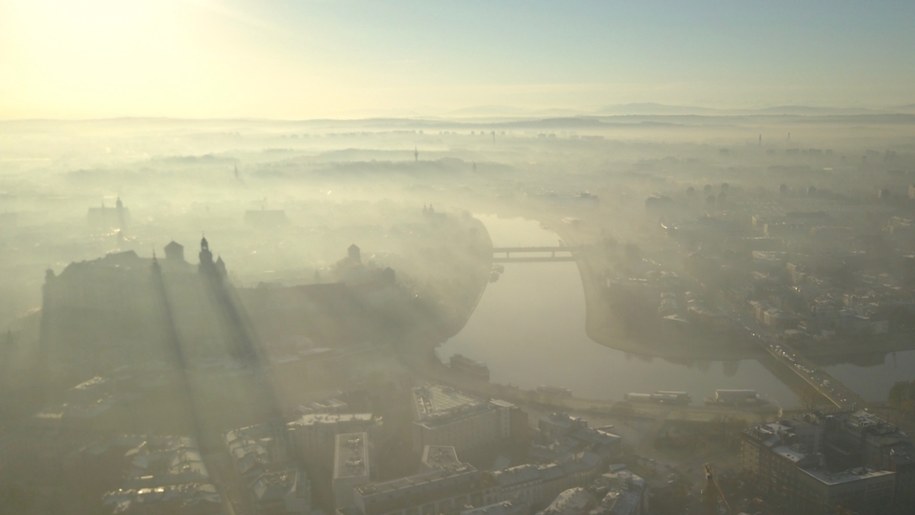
{"left": 38, "top": 238, "right": 397, "bottom": 382}
{"left": 40, "top": 238, "right": 239, "bottom": 379}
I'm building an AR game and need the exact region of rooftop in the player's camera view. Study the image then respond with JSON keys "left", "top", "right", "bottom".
{"left": 413, "top": 384, "right": 484, "bottom": 420}
{"left": 603, "top": 489, "right": 643, "bottom": 515}
{"left": 421, "top": 445, "right": 461, "bottom": 471}
{"left": 772, "top": 445, "right": 807, "bottom": 464}
{"left": 288, "top": 412, "right": 375, "bottom": 428}
{"left": 541, "top": 487, "right": 595, "bottom": 514}
{"left": 460, "top": 500, "right": 523, "bottom": 515}
{"left": 254, "top": 468, "right": 303, "bottom": 502}
{"left": 801, "top": 466, "right": 895, "bottom": 486}
{"left": 334, "top": 432, "right": 370, "bottom": 480}
{"left": 103, "top": 482, "right": 220, "bottom": 511}
{"left": 356, "top": 463, "right": 478, "bottom": 498}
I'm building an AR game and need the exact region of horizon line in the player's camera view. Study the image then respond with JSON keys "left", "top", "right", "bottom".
{"left": 3, "top": 105, "right": 915, "bottom": 125}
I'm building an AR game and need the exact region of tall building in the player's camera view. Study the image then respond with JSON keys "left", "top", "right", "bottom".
{"left": 740, "top": 411, "right": 913, "bottom": 515}
{"left": 333, "top": 432, "right": 371, "bottom": 513}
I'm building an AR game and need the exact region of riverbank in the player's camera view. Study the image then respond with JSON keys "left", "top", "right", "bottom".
{"left": 402, "top": 333, "right": 778, "bottom": 426}
{"left": 541, "top": 216, "right": 915, "bottom": 365}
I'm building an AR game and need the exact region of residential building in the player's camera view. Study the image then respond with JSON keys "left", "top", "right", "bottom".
{"left": 411, "top": 385, "right": 525, "bottom": 455}
{"left": 741, "top": 411, "right": 910, "bottom": 514}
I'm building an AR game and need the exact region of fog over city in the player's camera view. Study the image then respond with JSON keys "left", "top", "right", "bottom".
{"left": 3, "top": 2, "right": 915, "bottom": 515}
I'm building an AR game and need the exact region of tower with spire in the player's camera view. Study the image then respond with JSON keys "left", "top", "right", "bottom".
{"left": 115, "top": 196, "right": 127, "bottom": 230}
{"left": 198, "top": 236, "right": 227, "bottom": 279}
{"left": 199, "top": 236, "right": 213, "bottom": 266}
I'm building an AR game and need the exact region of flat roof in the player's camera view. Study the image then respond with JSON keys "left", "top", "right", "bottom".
{"left": 413, "top": 384, "right": 484, "bottom": 420}
{"left": 801, "top": 467, "right": 894, "bottom": 486}
{"left": 356, "top": 464, "right": 477, "bottom": 497}
{"left": 422, "top": 445, "right": 461, "bottom": 471}
{"left": 773, "top": 445, "right": 807, "bottom": 464}
{"left": 288, "top": 412, "right": 374, "bottom": 427}
{"left": 334, "top": 432, "right": 369, "bottom": 480}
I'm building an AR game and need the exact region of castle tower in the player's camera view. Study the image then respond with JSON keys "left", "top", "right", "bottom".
{"left": 164, "top": 241, "right": 185, "bottom": 261}
{"left": 198, "top": 236, "right": 215, "bottom": 276}
{"left": 199, "top": 237, "right": 212, "bottom": 262}
{"left": 347, "top": 243, "right": 361, "bottom": 264}
{"left": 116, "top": 196, "right": 127, "bottom": 229}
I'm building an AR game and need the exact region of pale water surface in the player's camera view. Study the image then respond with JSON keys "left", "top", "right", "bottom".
{"left": 439, "top": 215, "right": 802, "bottom": 406}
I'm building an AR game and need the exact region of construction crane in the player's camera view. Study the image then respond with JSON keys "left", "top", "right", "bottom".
{"left": 702, "top": 463, "right": 732, "bottom": 515}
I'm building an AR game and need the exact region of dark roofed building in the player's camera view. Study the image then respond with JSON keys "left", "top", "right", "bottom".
{"left": 164, "top": 241, "right": 185, "bottom": 261}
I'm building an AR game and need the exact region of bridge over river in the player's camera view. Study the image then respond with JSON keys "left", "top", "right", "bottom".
{"left": 492, "top": 245, "right": 582, "bottom": 263}
{"left": 761, "top": 339, "right": 867, "bottom": 410}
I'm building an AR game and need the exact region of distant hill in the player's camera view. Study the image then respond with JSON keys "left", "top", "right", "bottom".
{"left": 444, "top": 105, "right": 585, "bottom": 119}
{"left": 597, "top": 103, "right": 724, "bottom": 116}
{"left": 753, "top": 105, "right": 878, "bottom": 116}
{"left": 596, "top": 103, "right": 894, "bottom": 117}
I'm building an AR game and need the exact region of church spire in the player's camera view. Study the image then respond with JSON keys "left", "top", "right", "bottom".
{"left": 199, "top": 235, "right": 213, "bottom": 268}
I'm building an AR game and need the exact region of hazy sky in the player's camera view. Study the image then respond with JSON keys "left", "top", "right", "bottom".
{"left": 2, "top": 0, "right": 914, "bottom": 119}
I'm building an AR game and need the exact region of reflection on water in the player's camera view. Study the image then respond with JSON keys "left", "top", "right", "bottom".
{"left": 439, "top": 215, "right": 801, "bottom": 406}
{"left": 824, "top": 351, "right": 915, "bottom": 402}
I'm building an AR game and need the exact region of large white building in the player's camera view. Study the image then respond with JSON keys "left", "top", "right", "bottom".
{"left": 411, "top": 385, "right": 525, "bottom": 455}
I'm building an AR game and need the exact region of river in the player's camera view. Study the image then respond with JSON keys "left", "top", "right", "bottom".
{"left": 824, "top": 351, "right": 915, "bottom": 402}
{"left": 438, "top": 215, "right": 802, "bottom": 407}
